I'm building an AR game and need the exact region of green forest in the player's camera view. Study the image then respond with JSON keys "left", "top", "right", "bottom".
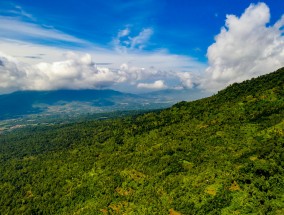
{"left": 1, "top": 68, "right": 284, "bottom": 214}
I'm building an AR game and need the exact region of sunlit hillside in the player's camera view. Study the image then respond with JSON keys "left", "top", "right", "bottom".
{"left": 0, "top": 68, "right": 284, "bottom": 214}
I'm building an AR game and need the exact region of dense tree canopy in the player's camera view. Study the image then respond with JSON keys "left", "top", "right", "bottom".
{"left": 0, "top": 68, "right": 284, "bottom": 214}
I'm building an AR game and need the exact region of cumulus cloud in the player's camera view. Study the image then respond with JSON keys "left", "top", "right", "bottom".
{"left": 176, "top": 72, "right": 195, "bottom": 89}
{"left": 0, "top": 52, "right": 125, "bottom": 93}
{"left": 0, "top": 51, "right": 204, "bottom": 94}
{"left": 137, "top": 80, "right": 167, "bottom": 90}
{"left": 34, "top": 54, "right": 127, "bottom": 90}
{"left": 0, "top": 52, "right": 30, "bottom": 93}
{"left": 0, "top": 45, "right": 207, "bottom": 94}
{"left": 203, "top": 2, "right": 284, "bottom": 91}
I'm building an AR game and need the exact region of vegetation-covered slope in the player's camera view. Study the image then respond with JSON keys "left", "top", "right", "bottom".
{"left": 0, "top": 68, "right": 284, "bottom": 214}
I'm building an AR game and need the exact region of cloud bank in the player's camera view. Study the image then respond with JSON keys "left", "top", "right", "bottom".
{"left": 203, "top": 2, "right": 284, "bottom": 91}
{"left": 0, "top": 13, "right": 205, "bottom": 94}
{"left": 0, "top": 51, "right": 203, "bottom": 94}
{"left": 0, "top": 52, "right": 136, "bottom": 93}
{"left": 0, "top": 3, "right": 284, "bottom": 94}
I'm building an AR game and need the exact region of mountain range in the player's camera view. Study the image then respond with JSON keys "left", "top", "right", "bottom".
{"left": 0, "top": 89, "right": 207, "bottom": 120}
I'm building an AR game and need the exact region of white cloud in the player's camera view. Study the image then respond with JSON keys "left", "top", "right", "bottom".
{"left": 129, "top": 28, "right": 153, "bottom": 49}
{"left": 0, "top": 52, "right": 29, "bottom": 94}
{"left": 0, "top": 51, "right": 205, "bottom": 94}
{"left": 0, "top": 13, "right": 206, "bottom": 94}
{"left": 0, "top": 16, "right": 87, "bottom": 45}
{"left": 203, "top": 2, "right": 284, "bottom": 91}
{"left": 0, "top": 52, "right": 127, "bottom": 93}
{"left": 13, "top": 5, "right": 34, "bottom": 20}
{"left": 113, "top": 27, "right": 153, "bottom": 52}
{"left": 0, "top": 39, "right": 70, "bottom": 64}
{"left": 2, "top": 3, "right": 284, "bottom": 96}
{"left": 176, "top": 72, "right": 195, "bottom": 89}
{"left": 137, "top": 80, "right": 167, "bottom": 90}
{"left": 0, "top": 3, "right": 34, "bottom": 20}
{"left": 118, "top": 28, "right": 130, "bottom": 38}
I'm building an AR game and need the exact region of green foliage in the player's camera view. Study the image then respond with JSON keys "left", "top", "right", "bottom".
{"left": 1, "top": 68, "right": 284, "bottom": 214}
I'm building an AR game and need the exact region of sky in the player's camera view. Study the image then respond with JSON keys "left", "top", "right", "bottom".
{"left": 0, "top": 0, "right": 283, "bottom": 94}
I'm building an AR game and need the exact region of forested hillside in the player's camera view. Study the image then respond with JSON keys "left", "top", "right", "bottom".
{"left": 1, "top": 68, "right": 284, "bottom": 214}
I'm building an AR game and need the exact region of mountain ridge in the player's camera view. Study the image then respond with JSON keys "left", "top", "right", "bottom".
{"left": 0, "top": 67, "right": 284, "bottom": 214}
{"left": 0, "top": 89, "right": 127, "bottom": 119}
{"left": 0, "top": 88, "right": 205, "bottom": 120}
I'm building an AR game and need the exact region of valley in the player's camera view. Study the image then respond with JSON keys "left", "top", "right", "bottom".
{"left": 0, "top": 88, "right": 206, "bottom": 133}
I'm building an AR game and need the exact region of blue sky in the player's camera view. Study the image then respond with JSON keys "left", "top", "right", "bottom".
{"left": 0, "top": 1, "right": 283, "bottom": 94}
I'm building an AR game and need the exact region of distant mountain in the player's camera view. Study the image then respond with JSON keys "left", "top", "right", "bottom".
{"left": 0, "top": 89, "right": 205, "bottom": 120}
{"left": 141, "top": 88, "right": 210, "bottom": 102}
{"left": 0, "top": 89, "right": 134, "bottom": 119}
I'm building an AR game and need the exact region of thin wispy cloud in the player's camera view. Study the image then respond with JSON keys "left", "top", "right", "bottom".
{"left": 0, "top": 2, "right": 33, "bottom": 20}
{"left": 0, "top": 16, "right": 88, "bottom": 46}
{"left": 113, "top": 27, "right": 154, "bottom": 53}
{"left": 130, "top": 28, "right": 153, "bottom": 50}
{"left": 13, "top": 5, "right": 34, "bottom": 20}
{"left": 117, "top": 28, "right": 130, "bottom": 38}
